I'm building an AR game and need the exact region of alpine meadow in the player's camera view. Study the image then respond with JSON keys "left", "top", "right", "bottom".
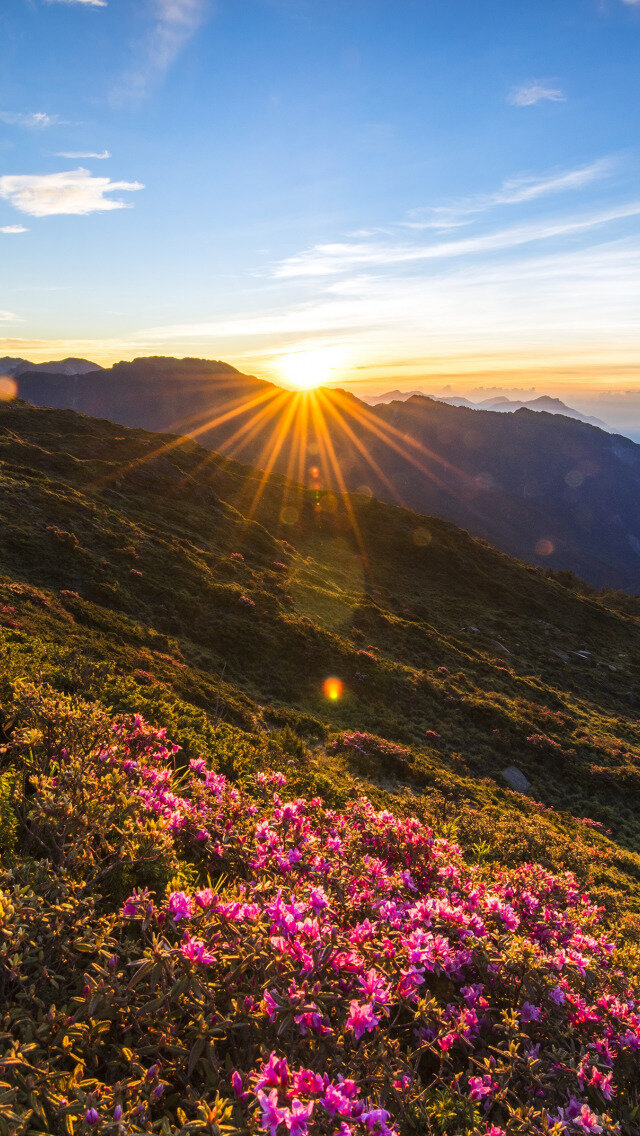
{"left": 2, "top": 3, "right": 640, "bottom": 1136}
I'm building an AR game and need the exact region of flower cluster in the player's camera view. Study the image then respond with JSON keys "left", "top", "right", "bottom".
{"left": 3, "top": 707, "right": 640, "bottom": 1135}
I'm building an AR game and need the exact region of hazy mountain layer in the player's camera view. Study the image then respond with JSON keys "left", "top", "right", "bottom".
{"left": 13, "top": 356, "right": 640, "bottom": 590}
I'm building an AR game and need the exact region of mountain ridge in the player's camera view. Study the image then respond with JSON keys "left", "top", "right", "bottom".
{"left": 12, "top": 355, "right": 640, "bottom": 591}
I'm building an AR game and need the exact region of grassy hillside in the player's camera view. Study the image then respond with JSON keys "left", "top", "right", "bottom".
{"left": 15, "top": 356, "right": 640, "bottom": 590}
{"left": 4, "top": 401, "right": 640, "bottom": 1133}
{"left": 1, "top": 398, "right": 640, "bottom": 886}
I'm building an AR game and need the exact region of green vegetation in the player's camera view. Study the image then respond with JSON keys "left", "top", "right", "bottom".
{"left": 4, "top": 400, "right": 640, "bottom": 1132}
{"left": 2, "top": 399, "right": 640, "bottom": 870}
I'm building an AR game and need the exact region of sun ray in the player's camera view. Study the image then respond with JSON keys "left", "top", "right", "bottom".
{"left": 328, "top": 388, "right": 469, "bottom": 500}
{"left": 310, "top": 391, "right": 369, "bottom": 567}
{"left": 173, "top": 390, "right": 290, "bottom": 492}
{"left": 245, "top": 391, "right": 303, "bottom": 522}
{"left": 89, "top": 386, "right": 282, "bottom": 493}
{"left": 315, "top": 390, "right": 406, "bottom": 507}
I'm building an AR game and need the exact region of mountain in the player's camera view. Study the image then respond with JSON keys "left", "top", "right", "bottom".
{"left": 364, "top": 388, "right": 426, "bottom": 404}
{"left": 3, "top": 398, "right": 640, "bottom": 1130}
{"left": 367, "top": 390, "right": 607, "bottom": 428}
{"left": 478, "top": 393, "right": 608, "bottom": 429}
{"left": 0, "top": 355, "right": 102, "bottom": 377}
{"left": 433, "top": 394, "right": 478, "bottom": 408}
{"left": 13, "top": 357, "right": 640, "bottom": 590}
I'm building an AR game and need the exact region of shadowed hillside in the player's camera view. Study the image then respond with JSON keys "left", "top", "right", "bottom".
{"left": 5, "top": 401, "right": 640, "bottom": 1133}
{"left": 3, "top": 397, "right": 640, "bottom": 868}
{"left": 15, "top": 357, "right": 640, "bottom": 590}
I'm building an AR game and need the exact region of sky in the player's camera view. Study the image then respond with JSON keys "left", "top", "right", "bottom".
{"left": 1, "top": 0, "right": 640, "bottom": 431}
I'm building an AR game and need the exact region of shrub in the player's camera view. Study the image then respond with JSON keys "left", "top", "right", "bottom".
{"left": 2, "top": 707, "right": 640, "bottom": 1135}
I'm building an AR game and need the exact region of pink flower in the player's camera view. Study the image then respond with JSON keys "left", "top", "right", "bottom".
{"left": 257, "top": 1089, "right": 286, "bottom": 1136}
{"left": 195, "top": 888, "right": 215, "bottom": 909}
{"left": 346, "top": 1000, "right": 380, "bottom": 1040}
{"left": 468, "top": 1075, "right": 497, "bottom": 1102}
{"left": 167, "top": 891, "right": 194, "bottom": 920}
{"left": 358, "top": 968, "right": 390, "bottom": 1004}
{"left": 588, "top": 1068, "right": 614, "bottom": 1100}
{"left": 180, "top": 934, "right": 215, "bottom": 965}
{"left": 282, "top": 1099, "right": 314, "bottom": 1136}
{"left": 574, "top": 1105, "right": 603, "bottom": 1134}
{"left": 256, "top": 1053, "right": 289, "bottom": 1092}
{"left": 232, "top": 1071, "right": 251, "bottom": 1103}
{"left": 361, "top": 1108, "right": 394, "bottom": 1136}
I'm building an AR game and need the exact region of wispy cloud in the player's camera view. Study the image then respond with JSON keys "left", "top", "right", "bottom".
{"left": 508, "top": 82, "right": 565, "bottom": 107}
{"left": 406, "top": 159, "right": 614, "bottom": 230}
{"left": 0, "top": 168, "right": 143, "bottom": 217}
{"left": 1, "top": 225, "right": 28, "bottom": 234}
{"left": 136, "top": 240, "right": 640, "bottom": 361}
{"left": 45, "top": 0, "right": 107, "bottom": 7}
{"left": 54, "top": 149, "right": 111, "bottom": 159}
{"left": 0, "top": 111, "right": 66, "bottom": 128}
{"left": 272, "top": 200, "right": 640, "bottom": 278}
{"left": 0, "top": 311, "right": 21, "bottom": 323}
{"left": 117, "top": 0, "right": 209, "bottom": 99}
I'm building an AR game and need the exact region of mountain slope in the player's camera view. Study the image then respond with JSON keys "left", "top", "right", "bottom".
{"left": 14, "top": 357, "right": 640, "bottom": 591}
{"left": 3, "top": 400, "right": 640, "bottom": 1132}
{"left": 1, "top": 355, "right": 101, "bottom": 377}
{"left": 2, "top": 397, "right": 640, "bottom": 864}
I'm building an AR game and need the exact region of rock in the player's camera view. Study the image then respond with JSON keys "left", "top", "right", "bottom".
{"left": 551, "top": 649, "right": 570, "bottom": 663}
{"left": 501, "top": 765, "right": 531, "bottom": 793}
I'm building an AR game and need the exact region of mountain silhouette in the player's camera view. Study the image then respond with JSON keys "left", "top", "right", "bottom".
{"left": 13, "top": 356, "right": 640, "bottom": 591}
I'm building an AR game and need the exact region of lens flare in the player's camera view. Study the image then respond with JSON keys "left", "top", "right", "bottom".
{"left": 0, "top": 375, "right": 17, "bottom": 402}
{"left": 535, "top": 538, "right": 554, "bottom": 557}
{"left": 323, "top": 676, "right": 344, "bottom": 701}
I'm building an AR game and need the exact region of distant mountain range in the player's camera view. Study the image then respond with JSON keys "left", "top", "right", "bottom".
{"left": 0, "top": 356, "right": 102, "bottom": 378}
{"left": 366, "top": 388, "right": 609, "bottom": 430}
{"left": 10, "top": 355, "right": 640, "bottom": 591}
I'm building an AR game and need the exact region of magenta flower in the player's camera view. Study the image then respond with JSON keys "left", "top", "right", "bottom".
{"left": 468, "top": 1075, "right": 497, "bottom": 1102}
{"left": 361, "top": 1108, "right": 394, "bottom": 1136}
{"left": 257, "top": 1089, "right": 286, "bottom": 1136}
{"left": 346, "top": 1000, "right": 380, "bottom": 1040}
{"left": 85, "top": 1109, "right": 100, "bottom": 1126}
{"left": 167, "top": 891, "right": 194, "bottom": 920}
{"left": 282, "top": 1099, "right": 314, "bottom": 1136}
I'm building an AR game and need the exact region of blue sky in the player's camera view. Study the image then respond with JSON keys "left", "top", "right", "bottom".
{"left": 2, "top": 0, "right": 640, "bottom": 422}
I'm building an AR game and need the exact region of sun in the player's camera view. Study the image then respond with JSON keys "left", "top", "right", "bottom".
{"left": 278, "top": 348, "right": 338, "bottom": 390}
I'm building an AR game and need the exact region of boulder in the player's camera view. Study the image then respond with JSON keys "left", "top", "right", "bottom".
{"left": 501, "top": 765, "right": 531, "bottom": 793}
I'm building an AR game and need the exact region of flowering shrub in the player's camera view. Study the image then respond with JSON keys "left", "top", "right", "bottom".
{"left": 2, "top": 698, "right": 640, "bottom": 1135}
{"left": 329, "top": 732, "right": 411, "bottom": 777}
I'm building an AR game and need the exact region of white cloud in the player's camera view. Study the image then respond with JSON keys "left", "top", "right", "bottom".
{"left": 1, "top": 225, "right": 28, "bottom": 234}
{"left": 54, "top": 149, "right": 111, "bottom": 159}
{"left": 45, "top": 0, "right": 107, "bottom": 7}
{"left": 118, "top": 0, "right": 209, "bottom": 98}
{"left": 136, "top": 239, "right": 640, "bottom": 359}
{"left": 407, "top": 159, "right": 614, "bottom": 230}
{"left": 272, "top": 201, "right": 640, "bottom": 278}
{"left": 0, "top": 311, "right": 21, "bottom": 323}
{"left": 0, "top": 111, "right": 65, "bottom": 128}
{"left": 509, "top": 82, "right": 565, "bottom": 107}
{"left": 0, "top": 168, "right": 144, "bottom": 217}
